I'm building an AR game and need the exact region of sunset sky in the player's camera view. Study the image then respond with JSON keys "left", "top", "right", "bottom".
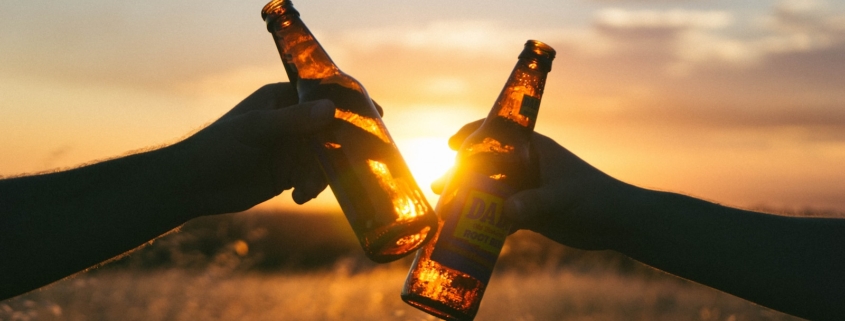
{"left": 2, "top": 0, "right": 844, "bottom": 213}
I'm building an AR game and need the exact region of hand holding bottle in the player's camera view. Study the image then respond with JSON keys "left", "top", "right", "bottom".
{"left": 0, "top": 82, "right": 337, "bottom": 300}
{"left": 263, "top": 0, "right": 438, "bottom": 262}
{"left": 441, "top": 120, "right": 634, "bottom": 252}
{"left": 176, "top": 83, "right": 336, "bottom": 215}
{"left": 444, "top": 121, "right": 845, "bottom": 321}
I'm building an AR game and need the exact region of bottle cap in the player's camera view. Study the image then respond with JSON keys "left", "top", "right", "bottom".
{"left": 519, "top": 40, "right": 556, "bottom": 72}
{"left": 262, "top": 0, "right": 300, "bottom": 31}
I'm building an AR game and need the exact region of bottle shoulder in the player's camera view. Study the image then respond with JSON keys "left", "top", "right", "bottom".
{"left": 455, "top": 119, "right": 537, "bottom": 189}
{"left": 298, "top": 74, "right": 380, "bottom": 120}
{"left": 322, "top": 72, "right": 365, "bottom": 93}
{"left": 461, "top": 119, "right": 532, "bottom": 151}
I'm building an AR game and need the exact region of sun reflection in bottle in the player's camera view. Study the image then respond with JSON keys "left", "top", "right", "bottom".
{"left": 405, "top": 234, "right": 482, "bottom": 316}
{"left": 464, "top": 137, "right": 514, "bottom": 157}
{"left": 388, "top": 226, "right": 431, "bottom": 255}
{"left": 337, "top": 110, "right": 391, "bottom": 144}
{"left": 488, "top": 174, "right": 507, "bottom": 180}
{"left": 366, "top": 159, "right": 426, "bottom": 222}
{"left": 324, "top": 142, "right": 341, "bottom": 149}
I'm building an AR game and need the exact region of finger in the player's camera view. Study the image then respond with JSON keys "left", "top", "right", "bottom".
{"left": 430, "top": 178, "right": 445, "bottom": 195}
{"left": 292, "top": 178, "right": 328, "bottom": 204}
{"left": 224, "top": 83, "right": 297, "bottom": 117}
{"left": 234, "top": 99, "right": 335, "bottom": 148}
{"left": 502, "top": 188, "right": 552, "bottom": 226}
{"left": 430, "top": 166, "right": 456, "bottom": 195}
{"left": 269, "top": 149, "right": 295, "bottom": 194}
{"left": 292, "top": 160, "right": 328, "bottom": 204}
{"left": 272, "top": 99, "right": 336, "bottom": 133}
{"left": 372, "top": 99, "right": 384, "bottom": 117}
{"left": 290, "top": 138, "right": 328, "bottom": 204}
{"left": 448, "top": 119, "right": 484, "bottom": 150}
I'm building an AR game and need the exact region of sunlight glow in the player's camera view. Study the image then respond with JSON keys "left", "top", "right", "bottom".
{"left": 335, "top": 109, "right": 392, "bottom": 144}
{"left": 395, "top": 137, "right": 457, "bottom": 203}
{"left": 464, "top": 138, "right": 514, "bottom": 157}
{"left": 3, "top": 1, "right": 845, "bottom": 214}
{"left": 366, "top": 159, "right": 426, "bottom": 222}
{"left": 393, "top": 226, "right": 431, "bottom": 248}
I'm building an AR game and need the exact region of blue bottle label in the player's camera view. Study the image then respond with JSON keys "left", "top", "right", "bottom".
{"left": 519, "top": 94, "right": 540, "bottom": 119}
{"left": 430, "top": 172, "right": 514, "bottom": 283}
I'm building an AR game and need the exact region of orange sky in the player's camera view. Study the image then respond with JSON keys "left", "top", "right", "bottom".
{"left": 2, "top": 0, "right": 844, "bottom": 213}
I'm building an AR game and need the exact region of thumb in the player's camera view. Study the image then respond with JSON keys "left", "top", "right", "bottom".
{"left": 503, "top": 188, "right": 552, "bottom": 225}
{"left": 430, "top": 167, "right": 456, "bottom": 195}
{"left": 234, "top": 99, "right": 335, "bottom": 147}
{"left": 448, "top": 119, "right": 484, "bottom": 150}
{"left": 271, "top": 99, "right": 336, "bottom": 134}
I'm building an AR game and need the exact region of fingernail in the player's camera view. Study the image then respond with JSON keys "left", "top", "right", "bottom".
{"left": 310, "top": 99, "right": 335, "bottom": 122}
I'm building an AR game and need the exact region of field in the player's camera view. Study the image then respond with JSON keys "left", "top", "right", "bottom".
{"left": 0, "top": 211, "right": 817, "bottom": 321}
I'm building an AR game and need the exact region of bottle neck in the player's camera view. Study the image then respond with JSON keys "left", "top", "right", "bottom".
{"left": 486, "top": 57, "right": 549, "bottom": 133}
{"left": 265, "top": 4, "right": 339, "bottom": 81}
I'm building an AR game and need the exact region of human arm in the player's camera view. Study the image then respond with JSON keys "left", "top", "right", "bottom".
{"left": 445, "top": 121, "right": 845, "bottom": 320}
{"left": 0, "top": 83, "right": 334, "bottom": 300}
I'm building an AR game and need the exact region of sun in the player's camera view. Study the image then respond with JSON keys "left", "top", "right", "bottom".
{"left": 258, "top": 135, "right": 457, "bottom": 213}
{"left": 395, "top": 136, "right": 457, "bottom": 204}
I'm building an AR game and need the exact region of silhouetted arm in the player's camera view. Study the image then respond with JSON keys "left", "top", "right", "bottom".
{"left": 0, "top": 83, "right": 335, "bottom": 300}
{"left": 615, "top": 189, "right": 845, "bottom": 321}
{"left": 444, "top": 120, "right": 845, "bottom": 320}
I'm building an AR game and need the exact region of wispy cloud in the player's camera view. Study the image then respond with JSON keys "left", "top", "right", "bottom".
{"left": 595, "top": 8, "right": 733, "bottom": 29}
{"left": 324, "top": 20, "right": 573, "bottom": 58}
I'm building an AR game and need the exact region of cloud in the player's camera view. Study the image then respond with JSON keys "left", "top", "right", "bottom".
{"left": 270, "top": 3, "right": 840, "bottom": 87}
{"left": 319, "top": 9, "right": 844, "bottom": 143}
{"left": 769, "top": 0, "right": 842, "bottom": 33}
{"left": 323, "top": 20, "right": 573, "bottom": 58}
{"left": 578, "top": 2, "right": 845, "bottom": 75}
{"left": 520, "top": 3, "right": 845, "bottom": 145}
{"left": 751, "top": 0, "right": 845, "bottom": 53}
{"left": 595, "top": 8, "right": 733, "bottom": 30}
{"left": 267, "top": 5, "right": 845, "bottom": 144}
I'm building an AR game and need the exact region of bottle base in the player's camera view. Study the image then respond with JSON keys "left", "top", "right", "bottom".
{"left": 361, "top": 221, "right": 435, "bottom": 263}
{"left": 401, "top": 293, "right": 475, "bottom": 321}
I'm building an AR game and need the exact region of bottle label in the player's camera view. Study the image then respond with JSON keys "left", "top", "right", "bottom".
{"left": 519, "top": 94, "right": 540, "bottom": 120}
{"left": 430, "top": 172, "right": 514, "bottom": 283}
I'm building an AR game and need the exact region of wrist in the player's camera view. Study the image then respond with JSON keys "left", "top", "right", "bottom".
{"left": 168, "top": 138, "right": 232, "bottom": 220}
{"left": 609, "top": 185, "right": 720, "bottom": 256}
{"left": 141, "top": 142, "right": 198, "bottom": 221}
{"left": 602, "top": 181, "right": 659, "bottom": 253}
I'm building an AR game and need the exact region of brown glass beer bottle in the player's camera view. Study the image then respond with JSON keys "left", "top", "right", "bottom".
{"left": 401, "top": 40, "right": 556, "bottom": 320}
{"left": 261, "top": 0, "right": 439, "bottom": 263}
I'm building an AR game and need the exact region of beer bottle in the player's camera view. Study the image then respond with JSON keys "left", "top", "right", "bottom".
{"left": 261, "top": 0, "right": 439, "bottom": 263}
{"left": 401, "top": 40, "right": 555, "bottom": 320}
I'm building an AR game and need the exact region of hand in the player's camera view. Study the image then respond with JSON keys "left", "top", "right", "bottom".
{"left": 0, "top": 82, "right": 336, "bottom": 299}
{"left": 439, "top": 120, "right": 638, "bottom": 251}
{"left": 173, "top": 83, "right": 335, "bottom": 217}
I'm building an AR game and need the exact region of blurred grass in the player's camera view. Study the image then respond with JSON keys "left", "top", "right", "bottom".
{"left": 0, "top": 266, "right": 803, "bottom": 321}
{"left": 99, "top": 210, "right": 667, "bottom": 275}
{"left": 1, "top": 208, "right": 831, "bottom": 320}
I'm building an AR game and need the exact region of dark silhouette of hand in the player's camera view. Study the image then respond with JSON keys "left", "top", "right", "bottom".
{"left": 175, "top": 83, "right": 335, "bottom": 216}
{"left": 437, "top": 119, "right": 845, "bottom": 321}
{"left": 0, "top": 83, "right": 336, "bottom": 299}
{"left": 436, "top": 120, "right": 632, "bottom": 250}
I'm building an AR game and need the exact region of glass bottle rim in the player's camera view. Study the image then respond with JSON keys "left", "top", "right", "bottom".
{"left": 262, "top": 0, "right": 299, "bottom": 21}
{"left": 519, "top": 40, "right": 555, "bottom": 72}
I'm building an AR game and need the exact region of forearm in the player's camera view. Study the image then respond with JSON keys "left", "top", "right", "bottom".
{"left": 0, "top": 144, "right": 192, "bottom": 299}
{"left": 615, "top": 188, "right": 845, "bottom": 320}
